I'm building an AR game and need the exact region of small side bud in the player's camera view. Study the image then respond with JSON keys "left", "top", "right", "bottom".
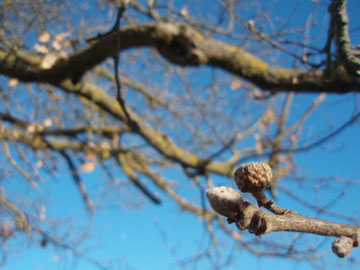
{"left": 332, "top": 236, "right": 354, "bottom": 258}
{"left": 206, "top": 186, "right": 243, "bottom": 218}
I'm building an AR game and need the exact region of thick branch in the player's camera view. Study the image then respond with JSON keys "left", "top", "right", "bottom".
{"left": 0, "top": 22, "right": 359, "bottom": 92}
{"left": 329, "top": 0, "right": 360, "bottom": 76}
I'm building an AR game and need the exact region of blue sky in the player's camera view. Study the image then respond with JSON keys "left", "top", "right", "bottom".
{"left": 2, "top": 0, "right": 360, "bottom": 269}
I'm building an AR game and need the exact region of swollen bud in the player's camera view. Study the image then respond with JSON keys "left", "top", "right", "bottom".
{"left": 206, "top": 186, "right": 243, "bottom": 218}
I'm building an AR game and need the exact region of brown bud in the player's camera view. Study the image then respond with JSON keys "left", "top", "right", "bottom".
{"left": 206, "top": 186, "right": 243, "bottom": 218}
{"left": 234, "top": 162, "right": 272, "bottom": 193}
{"left": 332, "top": 236, "right": 354, "bottom": 258}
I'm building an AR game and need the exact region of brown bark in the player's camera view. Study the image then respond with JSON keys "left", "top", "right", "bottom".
{"left": 1, "top": 22, "right": 359, "bottom": 93}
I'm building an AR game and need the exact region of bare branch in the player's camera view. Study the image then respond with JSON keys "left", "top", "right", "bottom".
{"left": 207, "top": 187, "right": 360, "bottom": 257}
{"left": 329, "top": 0, "right": 360, "bottom": 76}
{"left": 1, "top": 22, "right": 359, "bottom": 92}
{"left": 58, "top": 149, "right": 94, "bottom": 214}
{"left": 0, "top": 189, "right": 31, "bottom": 233}
{"left": 1, "top": 140, "right": 38, "bottom": 187}
{"left": 57, "top": 80, "right": 234, "bottom": 176}
{"left": 34, "top": 227, "right": 111, "bottom": 270}
{"left": 117, "top": 153, "right": 162, "bottom": 204}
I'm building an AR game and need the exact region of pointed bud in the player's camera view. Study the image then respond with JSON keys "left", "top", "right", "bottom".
{"left": 206, "top": 186, "right": 243, "bottom": 218}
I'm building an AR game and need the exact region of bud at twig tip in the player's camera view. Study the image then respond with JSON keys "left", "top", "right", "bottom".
{"left": 206, "top": 186, "right": 243, "bottom": 218}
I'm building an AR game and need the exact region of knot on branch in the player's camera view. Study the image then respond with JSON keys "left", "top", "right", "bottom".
{"left": 156, "top": 24, "right": 208, "bottom": 66}
{"left": 236, "top": 208, "right": 268, "bottom": 236}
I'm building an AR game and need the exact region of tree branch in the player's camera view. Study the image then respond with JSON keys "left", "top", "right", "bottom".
{"left": 329, "top": 0, "right": 360, "bottom": 76}
{"left": 207, "top": 187, "right": 360, "bottom": 258}
{"left": 57, "top": 149, "right": 94, "bottom": 214}
{"left": 57, "top": 80, "right": 234, "bottom": 176}
{"left": 116, "top": 152, "right": 162, "bottom": 205}
{"left": 1, "top": 22, "right": 359, "bottom": 92}
{"left": 0, "top": 189, "right": 31, "bottom": 233}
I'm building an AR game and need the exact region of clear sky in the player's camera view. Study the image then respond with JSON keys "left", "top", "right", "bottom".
{"left": 1, "top": 0, "right": 360, "bottom": 270}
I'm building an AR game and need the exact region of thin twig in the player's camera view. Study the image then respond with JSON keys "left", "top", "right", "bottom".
{"left": 112, "top": 3, "right": 140, "bottom": 130}
{"left": 1, "top": 140, "right": 38, "bottom": 187}
{"left": 34, "top": 226, "right": 110, "bottom": 270}
{"left": 284, "top": 110, "right": 360, "bottom": 153}
{"left": 58, "top": 150, "right": 94, "bottom": 214}
{"left": 117, "top": 153, "right": 161, "bottom": 204}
